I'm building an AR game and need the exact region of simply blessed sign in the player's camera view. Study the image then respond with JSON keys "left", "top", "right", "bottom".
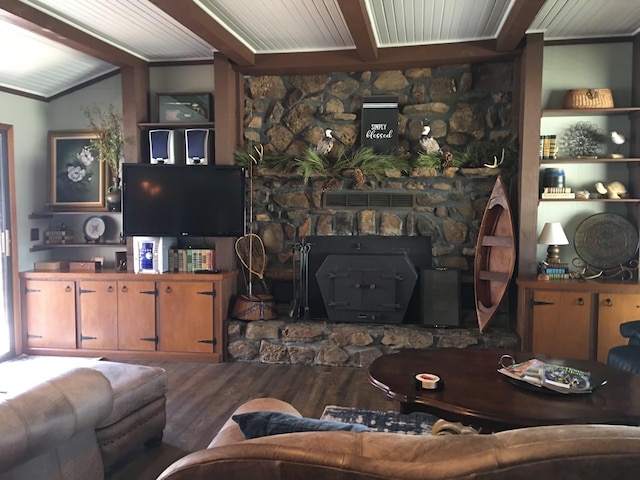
{"left": 361, "top": 95, "right": 399, "bottom": 152}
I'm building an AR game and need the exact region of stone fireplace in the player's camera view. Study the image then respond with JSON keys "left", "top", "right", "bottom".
{"left": 226, "top": 62, "right": 519, "bottom": 366}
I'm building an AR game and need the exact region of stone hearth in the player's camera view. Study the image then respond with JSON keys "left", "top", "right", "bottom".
{"left": 227, "top": 318, "right": 518, "bottom": 368}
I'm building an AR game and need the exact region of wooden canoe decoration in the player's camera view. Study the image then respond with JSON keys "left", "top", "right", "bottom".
{"left": 474, "top": 175, "right": 516, "bottom": 333}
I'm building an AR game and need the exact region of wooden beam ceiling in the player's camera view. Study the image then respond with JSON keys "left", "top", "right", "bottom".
{"left": 149, "top": 0, "right": 254, "bottom": 67}
{"left": 337, "top": 0, "right": 378, "bottom": 62}
{"left": 235, "top": 40, "right": 520, "bottom": 76}
{"left": 0, "top": 0, "right": 144, "bottom": 68}
{"left": 496, "top": 0, "right": 546, "bottom": 52}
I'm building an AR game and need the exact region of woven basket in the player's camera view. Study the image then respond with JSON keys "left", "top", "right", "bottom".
{"left": 563, "top": 89, "right": 614, "bottom": 109}
{"left": 231, "top": 294, "right": 278, "bottom": 321}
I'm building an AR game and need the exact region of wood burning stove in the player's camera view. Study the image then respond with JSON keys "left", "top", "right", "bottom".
{"left": 316, "top": 254, "right": 417, "bottom": 324}
{"left": 305, "top": 236, "right": 432, "bottom": 323}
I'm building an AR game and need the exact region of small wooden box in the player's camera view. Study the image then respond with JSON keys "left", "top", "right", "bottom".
{"left": 34, "top": 261, "right": 69, "bottom": 272}
{"left": 69, "top": 261, "right": 101, "bottom": 272}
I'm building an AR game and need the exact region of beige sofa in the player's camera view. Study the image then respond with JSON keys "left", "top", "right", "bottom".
{"left": 158, "top": 397, "right": 640, "bottom": 480}
{"left": 0, "top": 368, "right": 112, "bottom": 480}
{"left": 0, "top": 358, "right": 168, "bottom": 479}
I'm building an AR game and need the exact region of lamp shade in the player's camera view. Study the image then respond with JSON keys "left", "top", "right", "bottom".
{"left": 538, "top": 222, "right": 569, "bottom": 245}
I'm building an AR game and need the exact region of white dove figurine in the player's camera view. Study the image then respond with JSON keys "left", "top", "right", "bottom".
{"left": 316, "top": 128, "right": 334, "bottom": 155}
{"left": 610, "top": 131, "right": 625, "bottom": 158}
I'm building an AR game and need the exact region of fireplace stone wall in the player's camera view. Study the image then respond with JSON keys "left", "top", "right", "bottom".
{"left": 228, "top": 62, "right": 519, "bottom": 364}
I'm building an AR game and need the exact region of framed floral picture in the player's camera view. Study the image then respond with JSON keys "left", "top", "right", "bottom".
{"left": 48, "top": 131, "right": 107, "bottom": 210}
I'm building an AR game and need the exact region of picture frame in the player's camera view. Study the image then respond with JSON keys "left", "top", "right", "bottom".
{"left": 48, "top": 131, "right": 108, "bottom": 211}
{"left": 155, "top": 92, "right": 213, "bottom": 123}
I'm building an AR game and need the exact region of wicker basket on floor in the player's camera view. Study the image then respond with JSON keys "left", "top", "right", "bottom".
{"left": 564, "top": 88, "right": 614, "bottom": 109}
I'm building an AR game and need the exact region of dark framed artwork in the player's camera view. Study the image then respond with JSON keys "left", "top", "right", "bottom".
{"left": 48, "top": 131, "right": 107, "bottom": 210}
{"left": 156, "top": 92, "right": 213, "bottom": 123}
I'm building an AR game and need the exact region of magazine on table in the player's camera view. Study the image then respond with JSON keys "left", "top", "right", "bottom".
{"left": 498, "top": 356, "right": 593, "bottom": 394}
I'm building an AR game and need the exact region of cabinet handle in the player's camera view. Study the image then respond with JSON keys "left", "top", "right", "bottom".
{"left": 107, "top": 285, "right": 114, "bottom": 293}
{"left": 165, "top": 286, "right": 172, "bottom": 294}
{"left": 65, "top": 285, "right": 72, "bottom": 293}
{"left": 577, "top": 297, "right": 584, "bottom": 306}
{"left": 603, "top": 298, "right": 613, "bottom": 307}
{"left": 121, "top": 285, "right": 128, "bottom": 293}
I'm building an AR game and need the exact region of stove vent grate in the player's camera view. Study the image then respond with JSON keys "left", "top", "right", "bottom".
{"left": 323, "top": 192, "right": 415, "bottom": 208}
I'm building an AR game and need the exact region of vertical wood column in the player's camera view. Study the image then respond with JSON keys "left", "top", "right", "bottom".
{"left": 213, "top": 53, "right": 243, "bottom": 271}
{"left": 213, "top": 53, "right": 243, "bottom": 164}
{"left": 628, "top": 33, "right": 640, "bottom": 276}
{"left": 516, "top": 33, "right": 543, "bottom": 278}
{"left": 516, "top": 33, "right": 544, "bottom": 348}
{"left": 120, "top": 65, "right": 149, "bottom": 164}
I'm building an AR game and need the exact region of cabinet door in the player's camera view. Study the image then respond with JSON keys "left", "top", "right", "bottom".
{"left": 597, "top": 293, "right": 640, "bottom": 363}
{"left": 157, "top": 281, "right": 215, "bottom": 352}
{"left": 117, "top": 280, "right": 157, "bottom": 351}
{"left": 78, "top": 280, "right": 118, "bottom": 350}
{"left": 23, "top": 280, "right": 76, "bottom": 349}
{"left": 531, "top": 290, "right": 592, "bottom": 360}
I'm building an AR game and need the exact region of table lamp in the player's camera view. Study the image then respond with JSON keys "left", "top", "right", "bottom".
{"left": 538, "top": 222, "right": 569, "bottom": 264}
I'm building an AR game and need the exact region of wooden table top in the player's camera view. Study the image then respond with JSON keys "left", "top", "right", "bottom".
{"left": 368, "top": 348, "right": 640, "bottom": 431}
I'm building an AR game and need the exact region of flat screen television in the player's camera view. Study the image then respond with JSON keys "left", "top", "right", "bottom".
{"left": 122, "top": 164, "right": 245, "bottom": 237}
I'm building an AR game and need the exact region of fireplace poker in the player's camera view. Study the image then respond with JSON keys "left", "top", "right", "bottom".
{"left": 288, "top": 243, "right": 300, "bottom": 318}
{"left": 300, "top": 242, "right": 313, "bottom": 321}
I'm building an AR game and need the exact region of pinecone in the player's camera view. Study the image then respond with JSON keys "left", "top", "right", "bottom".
{"left": 353, "top": 168, "right": 365, "bottom": 189}
{"left": 322, "top": 177, "right": 341, "bottom": 191}
{"left": 441, "top": 151, "right": 455, "bottom": 168}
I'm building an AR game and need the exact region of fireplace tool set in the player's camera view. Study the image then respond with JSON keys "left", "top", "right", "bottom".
{"left": 289, "top": 241, "right": 313, "bottom": 321}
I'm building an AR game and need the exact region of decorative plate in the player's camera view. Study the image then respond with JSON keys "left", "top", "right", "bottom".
{"left": 83, "top": 216, "right": 106, "bottom": 242}
{"left": 574, "top": 213, "right": 639, "bottom": 270}
{"left": 561, "top": 121, "right": 604, "bottom": 158}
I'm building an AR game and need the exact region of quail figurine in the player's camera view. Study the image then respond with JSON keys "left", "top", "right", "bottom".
{"left": 316, "top": 128, "right": 334, "bottom": 155}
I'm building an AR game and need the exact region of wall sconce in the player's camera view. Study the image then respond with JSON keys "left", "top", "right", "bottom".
{"left": 538, "top": 222, "right": 569, "bottom": 264}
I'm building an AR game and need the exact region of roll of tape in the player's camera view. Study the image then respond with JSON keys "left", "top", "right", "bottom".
{"left": 415, "top": 373, "right": 440, "bottom": 390}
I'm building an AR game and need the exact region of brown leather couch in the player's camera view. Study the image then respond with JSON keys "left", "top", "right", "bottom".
{"left": 157, "top": 397, "right": 640, "bottom": 479}
{"left": 0, "top": 357, "right": 168, "bottom": 479}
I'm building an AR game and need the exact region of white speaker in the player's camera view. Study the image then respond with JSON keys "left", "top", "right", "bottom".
{"left": 185, "top": 128, "right": 210, "bottom": 165}
{"left": 149, "top": 129, "right": 175, "bottom": 164}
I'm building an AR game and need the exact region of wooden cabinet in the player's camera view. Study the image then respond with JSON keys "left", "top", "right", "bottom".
{"left": 516, "top": 41, "right": 640, "bottom": 356}
{"left": 530, "top": 289, "right": 593, "bottom": 360}
{"left": 158, "top": 280, "right": 217, "bottom": 353}
{"left": 78, "top": 280, "right": 118, "bottom": 350}
{"left": 596, "top": 293, "right": 640, "bottom": 363}
{"left": 22, "top": 279, "right": 76, "bottom": 349}
{"left": 519, "top": 278, "right": 640, "bottom": 362}
{"left": 117, "top": 280, "right": 157, "bottom": 351}
{"left": 77, "top": 279, "right": 157, "bottom": 351}
{"left": 19, "top": 270, "right": 237, "bottom": 361}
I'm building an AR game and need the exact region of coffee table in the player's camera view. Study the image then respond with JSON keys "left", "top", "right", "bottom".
{"left": 368, "top": 348, "right": 640, "bottom": 431}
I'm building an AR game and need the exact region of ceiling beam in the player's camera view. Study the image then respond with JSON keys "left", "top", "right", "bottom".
{"left": 337, "top": 0, "right": 377, "bottom": 61}
{"left": 495, "top": 0, "right": 546, "bottom": 51}
{"left": 149, "top": 0, "right": 255, "bottom": 67}
{"left": 235, "top": 41, "right": 519, "bottom": 76}
{"left": 0, "top": 0, "right": 145, "bottom": 68}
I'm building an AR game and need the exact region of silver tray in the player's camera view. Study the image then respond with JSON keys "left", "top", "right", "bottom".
{"left": 574, "top": 213, "right": 639, "bottom": 270}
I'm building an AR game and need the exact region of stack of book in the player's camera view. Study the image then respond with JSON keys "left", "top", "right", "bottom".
{"left": 45, "top": 229, "right": 73, "bottom": 244}
{"left": 541, "top": 187, "right": 575, "bottom": 199}
{"left": 168, "top": 248, "right": 216, "bottom": 273}
{"left": 541, "top": 261, "right": 570, "bottom": 280}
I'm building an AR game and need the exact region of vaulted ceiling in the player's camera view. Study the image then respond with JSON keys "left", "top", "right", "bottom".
{"left": 1, "top": 0, "right": 639, "bottom": 100}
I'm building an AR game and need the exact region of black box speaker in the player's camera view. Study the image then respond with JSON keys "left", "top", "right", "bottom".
{"left": 421, "top": 268, "right": 460, "bottom": 327}
{"left": 149, "top": 129, "right": 175, "bottom": 164}
{"left": 185, "top": 128, "right": 211, "bottom": 165}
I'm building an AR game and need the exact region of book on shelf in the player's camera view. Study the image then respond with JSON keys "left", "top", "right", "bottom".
{"left": 168, "top": 248, "right": 215, "bottom": 273}
{"left": 498, "top": 358, "right": 593, "bottom": 394}
{"left": 541, "top": 187, "right": 575, "bottom": 199}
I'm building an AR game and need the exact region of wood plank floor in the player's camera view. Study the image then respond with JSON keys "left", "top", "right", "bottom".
{"left": 106, "top": 360, "right": 393, "bottom": 480}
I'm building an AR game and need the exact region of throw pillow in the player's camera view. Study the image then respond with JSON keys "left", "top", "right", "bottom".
{"left": 232, "top": 410, "right": 370, "bottom": 439}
